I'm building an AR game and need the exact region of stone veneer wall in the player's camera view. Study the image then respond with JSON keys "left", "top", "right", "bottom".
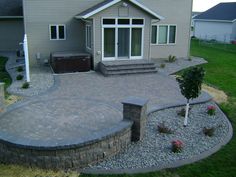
{"left": 0, "top": 125, "right": 131, "bottom": 170}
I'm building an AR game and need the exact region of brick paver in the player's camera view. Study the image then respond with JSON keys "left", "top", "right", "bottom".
{"left": 0, "top": 72, "right": 211, "bottom": 147}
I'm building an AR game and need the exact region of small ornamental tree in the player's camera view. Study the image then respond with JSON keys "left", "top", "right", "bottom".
{"left": 176, "top": 67, "right": 205, "bottom": 126}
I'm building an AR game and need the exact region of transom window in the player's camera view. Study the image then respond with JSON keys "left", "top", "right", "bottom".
{"left": 103, "top": 19, "right": 115, "bottom": 25}
{"left": 86, "top": 25, "right": 92, "bottom": 49}
{"left": 49, "top": 25, "right": 66, "bottom": 40}
{"left": 151, "top": 25, "right": 177, "bottom": 45}
{"left": 102, "top": 18, "right": 144, "bottom": 26}
{"left": 118, "top": 19, "right": 130, "bottom": 24}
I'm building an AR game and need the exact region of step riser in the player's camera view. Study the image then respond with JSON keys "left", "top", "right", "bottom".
{"left": 104, "top": 70, "right": 158, "bottom": 76}
{"left": 99, "top": 61, "right": 158, "bottom": 76}
{"left": 105, "top": 66, "right": 156, "bottom": 71}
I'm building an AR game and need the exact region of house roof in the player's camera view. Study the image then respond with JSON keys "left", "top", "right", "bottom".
{"left": 75, "top": 0, "right": 164, "bottom": 20}
{"left": 0, "top": 0, "right": 23, "bottom": 17}
{"left": 194, "top": 2, "right": 236, "bottom": 22}
{"left": 192, "top": 12, "right": 201, "bottom": 17}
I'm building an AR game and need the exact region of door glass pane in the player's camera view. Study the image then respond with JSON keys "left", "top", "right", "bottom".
{"left": 169, "top": 25, "right": 176, "bottom": 43}
{"left": 58, "top": 26, "right": 65, "bottom": 39}
{"left": 118, "top": 28, "right": 130, "bottom": 58}
{"left": 104, "top": 28, "right": 115, "bottom": 58}
{"left": 50, "top": 26, "right": 57, "bottom": 39}
{"left": 131, "top": 28, "right": 142, "bottom": 56}
{"left": 158, "top": 25, "right": 168, "bottom": 44}
{"left": 151, "top": 26, "right": 157, "bottom": 44}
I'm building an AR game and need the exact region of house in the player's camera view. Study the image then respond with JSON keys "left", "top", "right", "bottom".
{"left": 0, "top": 0, "right": 24, "bottom": 51}
{"left": 1, "top": 0, "right": 193, "bottom": 72}
{"left": 194, "top": 2, "right": 236, "bottom": 43}
{"left": 191, "top": 12, "right": 201, "bottom": 28}
{"left": 191, "top": 12, "right": 201, "bottom": 37}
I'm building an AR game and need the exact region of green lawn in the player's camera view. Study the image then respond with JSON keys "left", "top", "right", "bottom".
{"left": 0, "top": 56, "right": 12, "bottom": 96}
{"left": 0, "top": 40, "right": 236, "bottom": 177}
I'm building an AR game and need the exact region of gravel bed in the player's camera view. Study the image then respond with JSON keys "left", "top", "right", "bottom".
{"left": 1, "top": 52, "right": 54, "bottom": 97}
{"left": 153, "top": 57, "right": 207, "bottom": 75}
{"left": 88, "top": 102, "right": 229, "bottom": 170}
{"left": 7, "top": 67, "right": 54, "bottom": 97}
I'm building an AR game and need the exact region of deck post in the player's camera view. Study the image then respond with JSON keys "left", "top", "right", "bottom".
{"left": 24, "top": 34, "right": 30, "bottom": 82}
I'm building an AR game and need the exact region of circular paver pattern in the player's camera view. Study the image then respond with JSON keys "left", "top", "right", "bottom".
{"left": 0, "top": 98, "right": 122, "bottom": 147}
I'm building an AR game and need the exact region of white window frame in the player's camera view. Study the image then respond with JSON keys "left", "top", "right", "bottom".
{"left": 151, "top": 24, "right": 177, "bottom": 45}
{"left": 101, "top": 17, "right": 145, "bottom": 61}
{"left": 49, "top": 24, "right": 66, "bottom": 40}
{"left": 86, "top": 25, "right": 92, "bottom": 50}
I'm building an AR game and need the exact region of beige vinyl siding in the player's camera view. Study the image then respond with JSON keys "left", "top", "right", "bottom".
{"left": 23, "top": 0, "right": 192, "bottom": 67}
{"left": 92, "top": 1, "right": 152, "bottom": 69}
{"left": 23, "top": 0, "right": 103, "bottom": 67}
{"left": 0, "top": 19, "right": 24, "bottom": 51}
{"left": 138, "top": 0, "right": 192, "bottom": 59}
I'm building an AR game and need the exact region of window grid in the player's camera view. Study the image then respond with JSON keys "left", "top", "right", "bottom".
{"left": 151, "top": 24, "right": 177, "bottom": 45}
{"left": 86, "top": 25, "right": 92, "bottom": 49}
{"left": 49, "top": 25, "right": 66, "bottom": 40}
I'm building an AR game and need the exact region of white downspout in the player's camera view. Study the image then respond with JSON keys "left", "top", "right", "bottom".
{"left": 24, "top": 34, "right": 30, "bottom": 82}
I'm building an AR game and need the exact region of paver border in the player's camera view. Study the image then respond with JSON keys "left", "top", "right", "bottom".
{"left": 82, "top": 102, "right": 233, "bottom": 175}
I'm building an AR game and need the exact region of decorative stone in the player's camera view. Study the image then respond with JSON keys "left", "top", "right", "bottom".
{"left": 0, "top": 83, "right": 5, "bottom": 113}
{"left": 122, "top": 97, "right": 149, "bottom": 142}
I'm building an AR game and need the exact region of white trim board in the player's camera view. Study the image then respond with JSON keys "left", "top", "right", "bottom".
{"left": 194, "top": 19, "right": 235, "bottom": 23}
{"left": 101, "top": 17, "right": 144, "bottom": 61}
{"left": 76, "top": 0, "right": 164, "bottom": 20}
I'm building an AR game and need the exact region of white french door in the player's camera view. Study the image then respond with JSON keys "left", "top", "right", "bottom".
{"left": 102, "top": 18, "right": 144, "bottom": 61}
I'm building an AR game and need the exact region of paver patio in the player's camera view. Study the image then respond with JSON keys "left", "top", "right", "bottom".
{"left": 0, "top": 70, "right": 211, "bottom": 147}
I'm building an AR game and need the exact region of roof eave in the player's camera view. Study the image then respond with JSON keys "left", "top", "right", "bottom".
{"left": 0, "top": 16, "right": 23, "bottom": 19}
{"left": 194, "top": 18, "right": 235, "bottom": 23}
{"left": 75, "top": 0, "right": 164, "bottom": 20}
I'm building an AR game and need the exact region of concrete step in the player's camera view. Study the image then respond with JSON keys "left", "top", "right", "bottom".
{"left": 105, "top": 64, "right": 156, "bottom": 71}
{"left": 101, "top": 60, "right": 154, "bottom": 67}
{"left": 104, "top": 68, "right": 158, "bottom": 76}
{"left": 99, "top": 60, "right": 158, "bottom": 76}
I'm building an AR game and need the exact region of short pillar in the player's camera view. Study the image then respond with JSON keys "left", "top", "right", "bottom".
{"left": 122, "top": 97, "right": 148, "bottom": 142}
{"left": 0, "top": 83, "right": 5, "bottom": 113}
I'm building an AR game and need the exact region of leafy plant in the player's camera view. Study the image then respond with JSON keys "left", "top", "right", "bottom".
{"left": 22, "top": 82, "right": 29, "bottom": 89}
{"left": 176, "top": 67, "right": 205, "bottom": 126}
{"left": 160, "top": 63, "right": 166, "bottom": 68}
{"left": 17, "top": 66, "right": 23, "bottom": 72}
{"left": 157, "top": 122, "right": 173, "bottom": 134}
{"left": 168, "top": 55, "right": 176, "bottom": 63}
{"left": 203, "top": 127, "right": 215, "bottom": 137}
{"left": 177, "top": 107, "right": 192, "bottom": 117}
{"left": 207, "top": 105, "right": 216, "bottom": 116}
{"left": 172, "top": 140, "right": 184, "bottom": 153}
{"left": 16, "top": 74, "right": 24, "bottom": 81}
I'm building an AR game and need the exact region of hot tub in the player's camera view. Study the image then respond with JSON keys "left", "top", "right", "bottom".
{"left": 50, "top": 52, "right": 91, "bottom": 74}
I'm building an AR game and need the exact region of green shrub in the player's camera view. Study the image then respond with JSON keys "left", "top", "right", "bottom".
{"left": 160, "top": 63, "right": 166, "bottom": 68}
{"left": 157, "top": 122, "right": 173, "bottom": 134}
{"left": 168, "top": 55, "right": 176, "bottom": 63}
{"left": 177, "top": 107, "right": 192, "bottom": 117}
{"left": 17, "top": 66, "right": 23, "bottom": 72}
{"left": 22, "top": 82, "right": 29, "bottom": 89}
{"left": 16, "top": 74, "right": 24, "bottom": 81}
{"left": 203, "top": 127, "right": 215, "bottom": 137}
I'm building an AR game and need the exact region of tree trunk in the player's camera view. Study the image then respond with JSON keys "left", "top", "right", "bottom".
{"left": 184, "top": 100, "right": 190, "bottom": 127}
